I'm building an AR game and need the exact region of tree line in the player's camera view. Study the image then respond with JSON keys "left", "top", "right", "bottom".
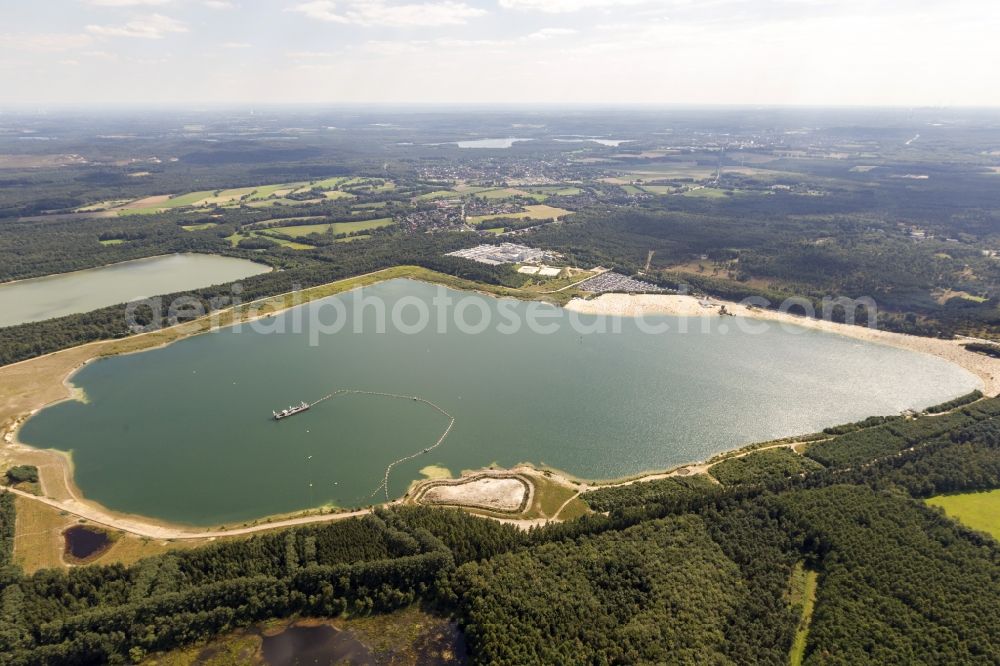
{"left": 3, "top": 393, "right": 1000, "bottom": 663}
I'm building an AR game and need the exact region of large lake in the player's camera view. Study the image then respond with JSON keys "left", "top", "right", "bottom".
{"left": 20, "top": 279, "right": 978, "bottom": 525}
{"left": 0, "top": 253, "right": 271, "bottom": 328}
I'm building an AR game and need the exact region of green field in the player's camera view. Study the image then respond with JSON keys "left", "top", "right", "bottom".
{"left": 248, "top": 183, "right": 301, "bottom": 200}
{"left": 525, "top": 186, "right": 582, "bottom": 196}
{"left": 255, "top": 215, "right": 323, "bottom": 226}
{"left": 225, "top": 232, "right": 315, "bottom": 250}
{"left": 788, "top": 563, "right": 819, "bottom": 666}
{"left": 640, "top": 185, "right": 676, "bottom": 195}
{"left": 475, "top": 188, "right": 547, "bottom": 202}
{"left": 245, "top": 197, "right": 324, "bottom": 208}
{"left": 180, "top": 222, "right": 218, "bottom": 231}
{"left": 323, "top": 190, "right": 355, "bottom": 200}
{"left": 368, "top": 180, "right": 396, "bottom": 192}
{"left": 295, "top": 176, "right": 348, "bottom": 192}
{"left": 926, "top": 489, "right": 1000, "bottom": 540}
{"left": 468, "top": 204, "right": 571, "bottom": 226}
{"left": 262, "top": 218, "right": 394, "bottom": 238}
{"left": 99, "top": 239, "right": 125, "bottom": 246}
{"left": 682, "top": 187, "right": 731, "bottom": 199}
{"left": 117, "top": 207, "right": 166, "bottom": 216}
{"left": 106, "top": 176, "right": 375, "bottom": 215}
{"left": 417, "top": 190, "right": 461, "bottom": 201}
{"left": 160, "top": 190, "right": 216, "bottom": 208}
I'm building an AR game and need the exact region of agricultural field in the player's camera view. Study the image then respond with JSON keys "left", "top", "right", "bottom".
{"left": 322, "top": 190, "right": 355, "bottom": 201}
{"left": 244, "top": 197, "right": 325, "bottom": 209}
{"left": 418, "top": 185, "right": 530, "bottom": 201}
{"left": 247, "top": 183, "right": 301, "bottom": 200}
{"left": 86, "top": 177, "right": 389, "bottom": 216}
{"left": 468, "top": 204, "right": 571, "bottom": 226}
{"left": 417, "top": 190, "right": 462, "bottom": 201}
{"left": 524, "top": 185, "right": 582, "bottom": 196}
{"left": 475, "top": 188, "right": 548, "bottom": 202}
{"left": 625, "top": 165, "right": 719, "bottom": 180}
{"left": 261, "top": 218, "right": 394, "bottom": 238}
{"left": 926, "top": 489, "right": 1000, "bottom": 540}
{"left": 294, "top": 177, "right": 348, "bottom": 191}
{"left": 682, "top": 187, "right": 731, "bottom": 199}
{"left": 640, "top": 185, "right": 677, "bottom": 195}
{"left": 224, "top": 232, "right": 315, "bottom": 250}
{"left": 180, "top": 222, "right": 218, "bottom": 232}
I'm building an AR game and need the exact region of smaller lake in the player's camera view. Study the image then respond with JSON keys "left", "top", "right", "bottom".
{"left": 0, "top": 253, "right": 271, "bottom": 328}
{"left": 554, "top": 138, "right": 633, "bottom": 146}
{"left": 262, "top": 625, "right": 373, "bottom": 666}
{"left": 63, "top": 526, "right": 111, "bottom": 561}
{"left": 456, "top": 137, "right": 532, "bottom": 149}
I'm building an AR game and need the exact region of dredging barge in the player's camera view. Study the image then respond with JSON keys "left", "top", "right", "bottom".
{"left": 273, "top": 401, "right": 310, "bottom": 420}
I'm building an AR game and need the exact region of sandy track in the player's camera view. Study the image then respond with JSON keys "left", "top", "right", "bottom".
{"left": 2, "top": 483, "right": 375, "bottom": 540}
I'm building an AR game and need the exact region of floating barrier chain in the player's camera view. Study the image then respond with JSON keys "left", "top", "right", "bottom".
{"left": 306, "top": 389, "right": 455, "bottom": 501}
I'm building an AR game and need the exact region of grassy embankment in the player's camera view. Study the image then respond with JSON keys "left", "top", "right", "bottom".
{"left": 10, "top": 497, "right": 208, "bottom": 573}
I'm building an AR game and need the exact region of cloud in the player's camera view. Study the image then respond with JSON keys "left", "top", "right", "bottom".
{"left": 84, "top": 0, "right": 172, "bottom": 5}
{"left": 288, "top": 0, "right": 486, "bottom": 27}
{"left": 0, "top": 33, "right": 93, "bottom": 53}
{"left": 286, "top": 50, "right": 341, "bottom": 58}
{"left": 82, "top": 49, "right": 120, "bottom": 60}
{"left": 525, "top": 27, "right": 577, "bottom": 39}
{"left": 204, "top": 0, "right": 236, "bottom": 8}
{"left": 499, "top": 0, "right": 653, "bottom": 12}
{"left": 221, "top": 41, "right": 251, "bottom": 48}
{"left": 86, "top": 14, "right": 188, "bottom": 39}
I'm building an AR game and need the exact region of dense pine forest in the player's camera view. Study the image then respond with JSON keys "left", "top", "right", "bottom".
{"left": 2, "top": 394, "right": 1000, "bottom": 664}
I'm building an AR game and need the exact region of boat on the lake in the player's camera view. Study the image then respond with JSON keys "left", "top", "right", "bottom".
{"left": 273, "top": 401, "right": 310, "bottom": 420}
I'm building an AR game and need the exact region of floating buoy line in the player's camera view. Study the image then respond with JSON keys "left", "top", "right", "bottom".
{"left": 279, "top": 389, "right": 456, "bottom": 501}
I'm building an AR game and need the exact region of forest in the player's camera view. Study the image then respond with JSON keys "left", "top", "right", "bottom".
{"left": 2, "top": 395, "right": 1000, "bottom": 664}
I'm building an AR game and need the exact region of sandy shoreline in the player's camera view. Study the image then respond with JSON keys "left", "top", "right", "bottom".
{"left": 565, "top": 293, "right": 1000, "bottom": 396}
{"left": 3, "top": 271, "right": 999, "bottom": 543}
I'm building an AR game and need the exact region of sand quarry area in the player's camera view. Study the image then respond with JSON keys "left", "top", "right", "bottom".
{"left": 565, "top": 293, "right": 1000, "bottom": 396}
{"left": 415, "top": 475, "right": 531, "bottom": 513}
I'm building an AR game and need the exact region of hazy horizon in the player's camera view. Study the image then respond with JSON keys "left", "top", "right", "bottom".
{"left": 3, "top": 0, "right": 997, "bottom": 107}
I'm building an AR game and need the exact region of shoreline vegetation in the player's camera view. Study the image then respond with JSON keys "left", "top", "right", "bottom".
{"left": 2, "top": 265, "right": 999, "bottom": 544}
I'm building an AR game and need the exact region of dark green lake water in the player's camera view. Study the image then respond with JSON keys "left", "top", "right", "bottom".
{"left": 19, "top": 279, "right": 979, "bottom": 525}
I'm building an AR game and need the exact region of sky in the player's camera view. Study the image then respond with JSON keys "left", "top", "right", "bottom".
{"left": 1, "top": 0, "right": 998, "bottom": 107}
